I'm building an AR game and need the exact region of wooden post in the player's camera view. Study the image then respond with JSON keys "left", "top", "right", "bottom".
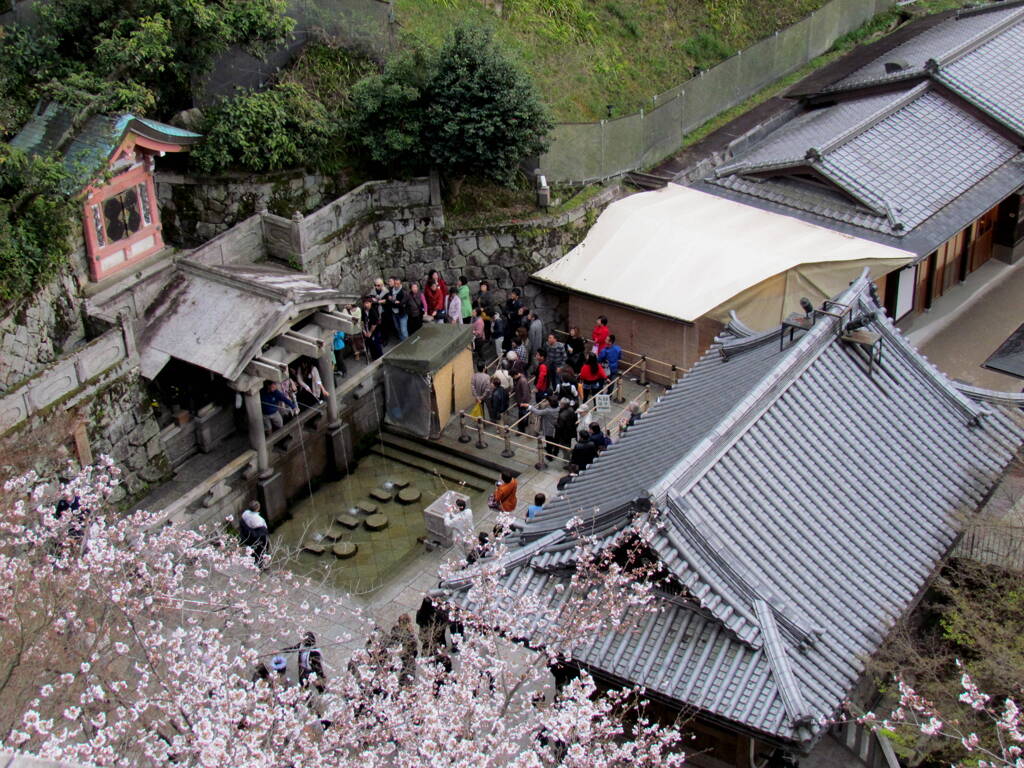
{"left": 243, "top": 387, "right": 271, "bottom": 478}
{"left": 501, "top": 426, "right": 515, "bottom": 458}
{"left": 535, "top": 434, "right": 546, "bottom": 470}
{"left": 475, "top": 417, "right": 487, "bottom": 449}
{"left": 457, "top": 411, "right": 471, "bottom": 443}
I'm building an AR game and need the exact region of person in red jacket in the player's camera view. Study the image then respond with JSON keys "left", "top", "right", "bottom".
{"left": 423, "top": 273, "right": 446, "bottom": 322}
{"left": 579, "top": 353, "right": 608, "bottom": 399}
{"left": 534, "top": 349, "right": 550, "bottom": 402}
{"left": 591, "top": 315, "right": 610, "bottom": 355}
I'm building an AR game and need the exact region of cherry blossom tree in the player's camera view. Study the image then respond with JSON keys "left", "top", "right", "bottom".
{"left": 0, "top": 459, "right": 686, "bottom": 767}
{"left": 860, "top": 668, "right": 1024, "bottom": 768}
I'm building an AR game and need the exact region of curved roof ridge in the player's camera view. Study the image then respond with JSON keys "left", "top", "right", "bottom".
{"left": 754, "top": 599, "right": 811, "bottom": 726}
{"left": 858, "top": 294, "right": 984, "bottom": 426}
{"left": 955, "top": 382, "right": 1024, "bottom": 407}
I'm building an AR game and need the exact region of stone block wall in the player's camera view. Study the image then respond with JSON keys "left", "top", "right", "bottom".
{"left": 293, "top": 181, "right": 622, "bottom": 332}
{"left": 0, "top": 265, "right": 88, "bottom": 395}
{"left": 155, "top": 170, "right": 347, "bottom": 248}
{"left": 0, "top": 364, "right": 171, "bottom": 504}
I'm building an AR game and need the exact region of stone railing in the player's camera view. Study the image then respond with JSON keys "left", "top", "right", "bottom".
{"left": 0, "top": 318, "right": 135, "bottom": 434}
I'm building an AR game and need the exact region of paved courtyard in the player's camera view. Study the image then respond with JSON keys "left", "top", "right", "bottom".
{"left": 906, "top": 256, "right": 1024, "bottom": 392}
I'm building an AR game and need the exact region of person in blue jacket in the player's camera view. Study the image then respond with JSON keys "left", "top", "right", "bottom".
{"left": 597, "top": 334, "right": 623, "bottom": 378}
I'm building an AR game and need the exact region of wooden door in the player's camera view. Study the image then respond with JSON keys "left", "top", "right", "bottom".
{"left": 938, "top": 230, "right": 966, "bottom": 296}
{"left": 969, "top": 205, "right": 1000, "bottom": 272}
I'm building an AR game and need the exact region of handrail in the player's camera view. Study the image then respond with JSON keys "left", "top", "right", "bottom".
{"left": 454, "top": 383, "right": 653, "bottom": 467}
{"left": 551, "top": 328, "right": 682, "bottom": 386}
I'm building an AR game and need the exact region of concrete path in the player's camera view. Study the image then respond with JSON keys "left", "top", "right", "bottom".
{"left": 905, "top": 257, "right": 1024, "bottom": 392}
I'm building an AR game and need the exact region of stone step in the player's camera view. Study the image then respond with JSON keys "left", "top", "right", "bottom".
{"left": 372, "top": 435, "right": 499, "bottom": 489}
{"left": 383, "top": 428, "right": 532, "bottom": 478}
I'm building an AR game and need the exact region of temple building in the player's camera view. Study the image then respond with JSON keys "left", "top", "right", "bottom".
{"left": 10, "top": 101, "right": 202, "bottom": 281}
{"left": 445, "top": 273, "right": 1024, "bottom": 767}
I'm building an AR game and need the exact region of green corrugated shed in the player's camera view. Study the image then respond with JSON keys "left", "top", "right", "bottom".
{"left": 383, "top": 324, "right": 474, "bottom": 373}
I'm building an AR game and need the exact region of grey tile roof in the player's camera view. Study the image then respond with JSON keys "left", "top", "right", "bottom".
{"left": 820, "top": 89, "right": 1018, "bottom": 230}
{"left": 705, "top": 3, "right": 1024, "bottom": 249}
{"left": 831, "top": 3, "right": 1024, "bottom": 89}
{"left": 9, "top": 102, "right": 201, "bottom": 191}
{"left": 716, "top": 93, "right": 901, "bottom": 173}
{"left": 446, "top": 275, "right": 1024, "bottom": 747}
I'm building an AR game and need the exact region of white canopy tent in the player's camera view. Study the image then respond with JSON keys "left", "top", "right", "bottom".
{"left": 533, "top": 185, "right": 914, "bottom": 330}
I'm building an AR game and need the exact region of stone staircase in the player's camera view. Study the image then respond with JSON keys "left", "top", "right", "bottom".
{"left": 372, "top": 430, "right": 521, "bottom": 491}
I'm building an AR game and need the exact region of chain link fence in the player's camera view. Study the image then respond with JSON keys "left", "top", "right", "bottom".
{"left": 197, "top": 0, "right": 395, "bottom": 104}
{"left": 540, "top": 0, "right": 898, "bottom": 184}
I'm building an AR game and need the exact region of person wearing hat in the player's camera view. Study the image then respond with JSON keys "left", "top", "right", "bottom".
{"left": 270, "top": 654, "right": 289, "bottom": 685}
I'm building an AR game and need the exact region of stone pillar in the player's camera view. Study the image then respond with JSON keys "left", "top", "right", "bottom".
{"left": 317, "top": 351, "right": 352, "bottom": 477}
{"left": 317, "top": 352, "right": 340, "bottom": 428}
{"left": 239, "top": 381, "right": 286, "bottom": 525}
{"left": 243, "top": 387, "right": 271, "bottom": 477}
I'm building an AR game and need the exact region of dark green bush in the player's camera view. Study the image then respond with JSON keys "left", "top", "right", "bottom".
{"left": 191, "top": 83, "right": 339, "bottom": 174}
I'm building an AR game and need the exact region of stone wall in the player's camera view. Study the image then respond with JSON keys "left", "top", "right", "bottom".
{"left": 290, "top": 180, "right": 622, "bottom": 331}
{"left": 0, "top": 262, "right": 88, "bottom": 395}
{"left": 0, "top": 363, "right": 171, "bottom": 504}
{"left": 155, "top": 170, "right": 348, "bottom": 248}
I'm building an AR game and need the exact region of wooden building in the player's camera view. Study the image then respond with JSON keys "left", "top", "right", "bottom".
{"left": 698, "top": 2, "right": 1024, "bottom": 324}
{"left": 10, "top": 102, "right": 201, "bottom": 282}
{"left": 444, "top": 274, "right": 1024, "bottom": 767}
{"left": 532, "top": 185, "right": 912, "bottom": 375}
{"left": 537, "top": 3, "right": 1024, "bottom": 376}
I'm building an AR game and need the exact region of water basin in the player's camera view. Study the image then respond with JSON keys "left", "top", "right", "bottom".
{"left": 273, "top": 451, "right": 487, "bottom": 594}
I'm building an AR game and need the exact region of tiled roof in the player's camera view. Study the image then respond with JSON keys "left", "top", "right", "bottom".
{"left": 9, "top": 102, "right": 201, "bottom": 190}
{"left": 705, "top": 2, "right": 1024, "bottom": 250}
{"left": 831, "top": 3, "right": 1024, "bottom": 89}
{"left": 445, "top": 275, "right": 1024, "bottom": 746}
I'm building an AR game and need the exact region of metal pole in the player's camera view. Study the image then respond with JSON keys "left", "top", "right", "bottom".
{"left": 475, "top": 418, "right": 488, "bottom": 449}
{"left": 535, "top": 434, "right": 547, "bottom": 470}
{"left": 644, "top": 385, "right": 651, "bottom": 409}
{"left": 640, "top": 355, "right": 648, "bottom": 386}
{"left": 670, "top": 363, "right": 677, "bottom": 384}
{"left": 501, "top": 426, "right": 515, "bottom": 458}
{"left": 613, "top": 375, "right": 624, "bottom": 403}
{"left": 457, "top": 411, "right": 471, "bottom": 443}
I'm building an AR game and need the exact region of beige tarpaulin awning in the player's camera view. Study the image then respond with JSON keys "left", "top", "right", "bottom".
{"left": 533, "top": 184, "right": 913, "bottom": 330}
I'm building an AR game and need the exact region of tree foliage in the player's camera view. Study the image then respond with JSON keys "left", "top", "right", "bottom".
{"left": 0, "top": 146, "right": 79, "bottom": 306}
{"left": 0, "top": 460, "right": 687, "bottom": 767}
{"left": 33, "top": 0, "right": 294, "bottom": 115}
{"left": 867, "top": 555, "right": 1024, "bottom": 766}
{"left": 348, "top": 25, "right": 552, "bottom": 184}
{"left": 191, "top": 83, "right": 336, "bottom": 175}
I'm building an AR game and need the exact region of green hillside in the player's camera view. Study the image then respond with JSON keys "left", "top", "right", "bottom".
{"left": 393, "top": 0, "right": 828, "bottom": 121}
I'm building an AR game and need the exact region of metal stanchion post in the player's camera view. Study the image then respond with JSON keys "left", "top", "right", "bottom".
{"left": 475, "top": 418, "right": 487, "bottom": 449}
{"left": 644, "top": 385, "right": 651, "bottom": 409}
{"left": 613, "top": 375, "right": 624, "bottom": 403}
{"left": 640, "top": 355, "right": 648, "bottom": 386}
{"left": 535, "top": 434, "right": 547, "bottom": 470}
{"left": 501, "top": 426, "right": 515, "bottom": 458}
{"left": 457, "top": 411, "right": 471, "bottom": 443}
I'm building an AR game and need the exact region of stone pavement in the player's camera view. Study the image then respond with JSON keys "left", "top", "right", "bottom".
{"left": 906, "top": 256, "right": 1024, "bottom": 392}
